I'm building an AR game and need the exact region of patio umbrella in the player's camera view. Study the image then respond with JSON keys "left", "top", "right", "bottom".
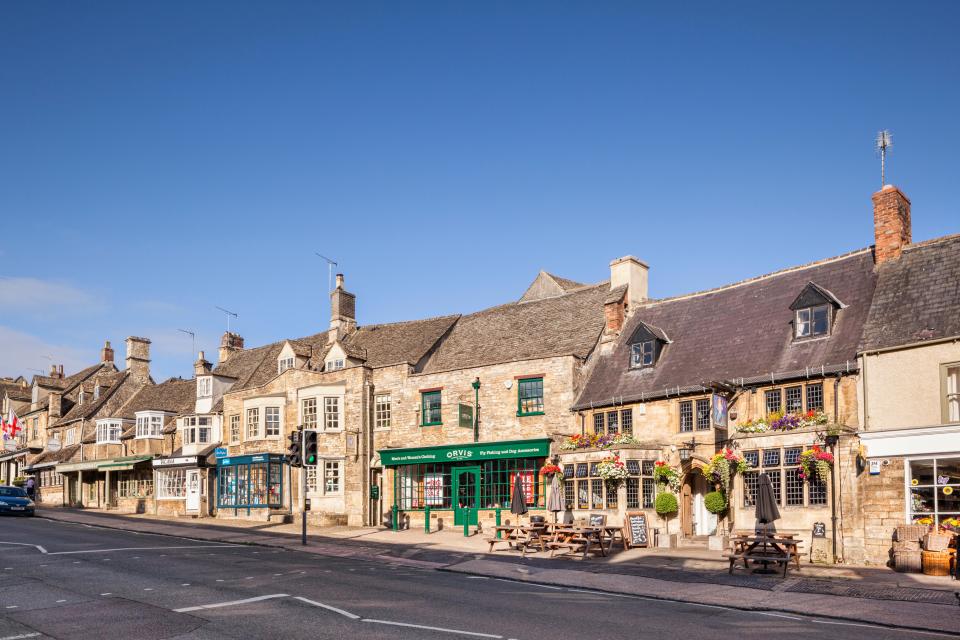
{"left": 755, "top": 472, "right": 781, "bottom": 535}
{"left": 545, "top": 473, "right": 565, "bottom": 522}
{"left": 510, "top": 473, "right": 529, "bottom": 517}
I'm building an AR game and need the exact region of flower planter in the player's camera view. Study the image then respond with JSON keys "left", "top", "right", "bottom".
{"left": 657, "top": 533, "right": 678, "bottom": 549}
{"left": 708, "top": 534, "right": 729, "bottom": 551}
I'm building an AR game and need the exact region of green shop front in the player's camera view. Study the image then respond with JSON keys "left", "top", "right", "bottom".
{"left": 216, "top": 453, "right": 285, "bottom": 516}
{"left": 379, "top": 438, "right": 552, "bottom": 529}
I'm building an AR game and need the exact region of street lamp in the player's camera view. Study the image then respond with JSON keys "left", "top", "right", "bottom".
{"left": 678, "top": 437, "right": 698, "bottom": 462}
{"left": 471, "top": 377, "right": 481, "bottom": 443}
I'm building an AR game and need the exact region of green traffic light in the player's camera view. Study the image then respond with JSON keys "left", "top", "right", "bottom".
{"left": 306, "top": 455, "right": 316, "bottom": 464}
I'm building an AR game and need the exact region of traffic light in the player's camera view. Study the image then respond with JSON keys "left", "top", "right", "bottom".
{"left": 287, "top": 428, "right": 302, "bottom": 468}
{"left": 304, "top": 430, "right": 318, "bottom": 466}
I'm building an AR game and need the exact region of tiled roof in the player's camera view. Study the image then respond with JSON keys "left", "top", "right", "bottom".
{"left": 0, "top": 379, "right": 30, "bottom": 402}
{"left": 343, "top": 315, "right": 460, "bottom": 368}
{"left": 421, "top": 282, "right": 610, "bottom": 374}
{"left": 117, "top": 377, "right": 197, "bottom": 420}
{"left": 860, "top": 233, "right": 960, "bottom": 352}
{"left": 54, "top": 370, "right": 129, "bottom": 426}
{"left": 574, "top": 249, "right": 878, "bottom": 410}
{"left": 518, "top": 271, "right": 590, "bottom": 303}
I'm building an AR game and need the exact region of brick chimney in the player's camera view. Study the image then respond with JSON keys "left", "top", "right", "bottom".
{"left": 873, "top": 185, "right": 911, "bottom": 265}
{"left": 218, "top": 332, "right": 244, "bottom": 364}
{"left": 101, "top": 340, "right": 114, "bottom": 363}
{"left": 48, "top": 391, "right": 62, "bottom": 419}
{"left": 328, "top": 273, "right": 357, "bottom": 344}
{"left": 49, "top": 364, "right": 64, "bottom": 379}
{"left": 195, "top": 351, "right": 213, "bottom": 376}
{"left": 125, "top": 336, "right": 151, "bottom": 381}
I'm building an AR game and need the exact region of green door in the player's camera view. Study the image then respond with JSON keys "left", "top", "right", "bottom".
{"left": 453, "top": 466, "right": 480, "bottom": 526}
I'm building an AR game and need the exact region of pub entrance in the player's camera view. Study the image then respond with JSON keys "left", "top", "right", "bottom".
{"left": 681, "top": 472, "right": 717, "bottom": 537}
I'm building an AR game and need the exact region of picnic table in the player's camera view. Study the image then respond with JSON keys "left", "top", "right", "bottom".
{"left": 486, "top": 524, "right": 549, "bottom": 557}
{"left": 725, "top": 535, "right": 803, "bottom": 577}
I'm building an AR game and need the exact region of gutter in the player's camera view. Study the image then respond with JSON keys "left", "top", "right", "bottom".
{"left": 859, "top": 334, "right": 960, "bottom": 357}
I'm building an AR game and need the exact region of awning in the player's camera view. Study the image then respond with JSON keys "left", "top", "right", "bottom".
{"left": 23, "top": 461, "right": 59, "bottom": 471}
{"left": 860, "top": 424, "right": 960, "bottom": 458}
{"left": 378, "top": 438, "right": 552, "bottom": 467}
{"left": 58, "top": 460, "right": 102, "bottom": 472}
{"left": 98, "top": 455, "right": 154, "bottom": 471}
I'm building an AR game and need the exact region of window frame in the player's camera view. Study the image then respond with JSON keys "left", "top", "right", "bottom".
{"left": 229, "top": 414, "right": 241, "bottom": 444}
{"left": 264, "top": 406, "right": 281, "bottom": 437}
{"left": 156, "top": 468, "right": 187, "bottom": 500}
{"left": 95, "top": 420, "right": 122, "bottom": 444}
{"left": 795, "top": 304, "right": 831, "bottom": 339}
{"left": 741, "top": 446, "right": 827, "bottom": 508}
{"left": 323, "top": 397, "right": 340, "bottom": 431}
{"left": 278, "top": 356, "right": 295, "bottom": 374}
{"left": 630, "top": 340, "right": 656, "bottom": 368}
{"left": 516, "top": 377, "right": 545, "bottom": 417}
{"left": 305, "top": 457, "right": 345, "bottom": 496}
{"left": 135, "top": 413, "right": 164, "bottom": 439}
{"left": 421, "top": 390, "right": 442, "bottom": 427}
{"left": 679, "top": 400, "right": 693, "bottom": 432}
{"left": 374, "top": 394, "right": 392, "bottom": 430}
{"left": 301, "top": 397, "right": 318, "bottom": 430}
{"left": 941, "top": 363, "right": 960, "bottom": 424}
{"left": 246, "top": 407, "right": 261, "bottom": 440}
{"left": 197, "top": 377, "right": 212, "bottom": 398}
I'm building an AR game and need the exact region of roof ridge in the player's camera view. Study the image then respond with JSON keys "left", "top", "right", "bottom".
{"left": 901, "top": 231, "right": 960, "bottom": 252}
{"left": 354, "top": 313, "right": 462, "bottom": 331}
{"left": 639, "top": 247, "right": 872, "bottom": 309}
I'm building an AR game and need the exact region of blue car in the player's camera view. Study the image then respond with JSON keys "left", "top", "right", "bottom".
{"left": 0, "top": 486, "right": 35, "bottom": 516}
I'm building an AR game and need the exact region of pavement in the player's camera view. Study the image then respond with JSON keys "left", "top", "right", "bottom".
{"left": 7, "top": 507, "right": 958, "bottom": 637}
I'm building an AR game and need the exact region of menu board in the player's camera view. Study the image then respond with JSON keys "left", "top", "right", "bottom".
{"left": 588, "top": 514, "right": 606, "bottom": 527}
{"left": 624, "top": 511, "right": 649, "bottom": 548}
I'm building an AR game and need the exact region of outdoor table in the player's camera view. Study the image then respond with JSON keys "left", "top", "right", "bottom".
{"left": 726, "top": 536, "right": 802, "bottom": 576}
{"left": 487, "top": 525, "right": 523, "bottom": 552}
{"left": 600, "top": 525, "right": 627, "bottom": 552}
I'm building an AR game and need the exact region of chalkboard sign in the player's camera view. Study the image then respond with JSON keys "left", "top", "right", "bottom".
{"left": 812, "top": 522, "right": 826, "bottom": 538}
{"left": 624, "top": 511, "right": 649, "bottom": 548}
{"left": 588, "top": 514, "right": 606, "bottom": 527}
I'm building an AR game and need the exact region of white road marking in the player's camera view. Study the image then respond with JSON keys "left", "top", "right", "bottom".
{"left": 363, "top": 619, "right": 502, "bottom": 638}
{"left": 4, "top": 605, "right": 18, "bottom": 609}
{"left": 100, "top": 593, "right": 112, "bottom": 596}
{"left": 466, "top": 576, "right": 489, "bottom": 580}
{"left": 144, "top": 588, "right": 154, "bottom": 591}
{"left": 293, "top": 596, "right": 360, "bottom": 619}
{"left": 0, "top": 542, "right": 48, "bottom": 554}
{"left": 56, "top": 599, "right": 67, "bottom": 603}
{"left": 174, "top": 593, "right": 289, "bottom": 613}
{"left": 48, "top": 545, "right": 239, "bottom": 555}
{"left": 755, "top": 612, "right": 803, "bottom": 621}
{"left": 181, "top": 584, "right": 190, "bottom": 587}
{"left": 0, "top": 633, "right": 41, "bottom": 640}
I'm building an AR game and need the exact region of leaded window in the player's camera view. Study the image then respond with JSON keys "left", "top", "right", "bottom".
{"left": 517, "top": 377, "right": 544, "bottom": 415}
{"left": 621, "top": 409, "right": 633, "bottom": 435}
{"left": 742, "top": 446, "right": 826, "bottom": 508}
{"left": 593, "top": 413, "right": 604, "bottom": 435}
{"left": 606, "top": 411, "right": 619, "bottom": 435}
{"left": 696, "top": 398, "right": 711, "bottom": 430}
{"left": 679, "top": 400, "right": 693, "bottom": 432}
{"left": 806, "top": 383, "right": 824, "bottom": 412}
{"left": 765, "top": 389, "right": 782, "bottom": 415}
{"left": 785, "top": 386, "right": 803, "bottom": 414}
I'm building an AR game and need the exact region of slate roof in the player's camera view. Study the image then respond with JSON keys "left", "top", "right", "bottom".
{"left": 860, "top": 233, "right": 960, "bottom": 352}
{"left": 421, "top": 282, "right": 610, "bottom": 374}
{"left": 343, "top": 315, "right": 460, "bottom": 368}
{"left": 54, "top": 370, "right": 129, "bottom": 426}
{"left": 573, "top": 249, "right": 878, "bottom": 410}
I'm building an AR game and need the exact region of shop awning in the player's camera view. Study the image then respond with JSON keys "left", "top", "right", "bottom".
{"left": 378, "top": 438, "right": 552, "bottom": 467}
{"left": 98, "top": 455, "right": 154, "bottom": 471}
{"left": 23, "top": 461, "right": 59, "bottom": 472}
{"left": 57, "top": 460, "right": 102, "bottom": 472}
{"left": 860, "top": 424, "right": 960, "bottom": 458}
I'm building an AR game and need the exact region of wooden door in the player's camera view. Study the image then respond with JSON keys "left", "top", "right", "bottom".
{"left": 681, "top": 479, "right": 694, "bottom": 537}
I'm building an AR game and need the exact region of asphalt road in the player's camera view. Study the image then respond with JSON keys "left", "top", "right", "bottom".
{"left": 0, "top": 517, "right": 953, "bottom": 640}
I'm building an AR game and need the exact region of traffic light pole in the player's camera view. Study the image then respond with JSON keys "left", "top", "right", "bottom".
{"left": 301, "top": 428, "right": 307, "bottom": 546}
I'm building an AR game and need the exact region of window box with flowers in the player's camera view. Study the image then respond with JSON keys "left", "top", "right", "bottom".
{"left": 559, "top": 433, "right": 642, "bottom": 451}
{"left": 736, "top": 410, "right": 829, "bottom": 434}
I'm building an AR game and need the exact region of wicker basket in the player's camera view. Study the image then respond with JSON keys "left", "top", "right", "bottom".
{"left": 893, "top": 550, "right": 922, "bottom": 573}
{"left": 893, "top": 539, "right": 921, "bottom": 552}
{"left": 896, "top": 525, "right": 927, "bottom": 542}
{"left": 921, "top": 550, "right": 952, "bottom": 576}
{"left": 923, "top": 532, "right": 953, "bottom": 551}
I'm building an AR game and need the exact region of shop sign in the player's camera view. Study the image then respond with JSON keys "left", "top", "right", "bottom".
{"left": 217, "top": 453, "right": 284, "bottom": 466}
{"left": 812, "top": 522, "right": 827, "bottom": 538}
{"left": 712, "top": 394, "right": 728, "bottom": 428}
{"left": 458, "top": 403, "right": 474, "bottom": 429}
{"left": 214, "top": 448, "right": 228, "bottom": 459}
{"left": 378, "top": 438, "right": 551, "bottom": 467}
{"left": 153, "top": 456, "right": 197, "bottom": 468}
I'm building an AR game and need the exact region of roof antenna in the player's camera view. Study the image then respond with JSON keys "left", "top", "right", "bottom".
{"left": 214, "top": 306, "right": 239, "bottom": 333}
{"left": 876, "top": 130, "right": 892, "bottom": 187}
{"left": 315, "top": 253, "right": 338, "bottom": 294}
{"left": 177, "top": 329, "right": 196, "bottom": 361}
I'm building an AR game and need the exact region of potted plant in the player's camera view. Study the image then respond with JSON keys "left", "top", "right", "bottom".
{"left": 539, "top": 463, "right": 563, "bottom": 477}
{"left": 704, "top": 490, "right": 729, "bottom": 550}
{"left": 823, "top": 425, "right": 841, "bottom": 448}
{"left": 655, "top": 492, "right": 679, "bottom": 548}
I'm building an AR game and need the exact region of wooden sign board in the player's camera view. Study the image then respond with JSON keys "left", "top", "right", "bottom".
{"left": 624, "top": 511, "right": 649, "bottom": 548}
{"left": 588, "top": 513, "right": 606, "bottom": 527}
{"left": 812, "top": 522, "right": 827, "bottom": 538}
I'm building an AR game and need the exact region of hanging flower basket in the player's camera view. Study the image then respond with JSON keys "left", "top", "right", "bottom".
{"left": 653, "top": 461, "right": 681, "bottom": 493}
{"left": 539, "top": 463, "right": 563, "bottom": 477}
{"left": 596, "top": 455, "right": 629, "bottom": 484}
{"left": 700, "top": 449, "right": 749, "bottom": 494}
{"left": 799, "top": 445, "right": 834, "bottom": 483}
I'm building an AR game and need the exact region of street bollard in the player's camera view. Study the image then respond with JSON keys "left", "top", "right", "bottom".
{"left": 463, "top": 507, "right": 470, "bottom": 537}
{"left": 495, "top": 507, "right": 502, "bottom": 539}
{"left": 424, "top": 505, "right": 431, "bottom": 533}
{"left": 392, "top": 504, "right": 399, "bottom": 532}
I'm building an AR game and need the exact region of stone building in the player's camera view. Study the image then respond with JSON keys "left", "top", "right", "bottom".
{"left": 0, "top": 376, "right": 31, "bottom": 483}
{"left": 851, "top": 187, "right": 960, "bottom": 564}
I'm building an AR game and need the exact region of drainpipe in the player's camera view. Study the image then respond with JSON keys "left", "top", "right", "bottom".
{"left": 831, "top": 376, "right": 841, "bottom": 563}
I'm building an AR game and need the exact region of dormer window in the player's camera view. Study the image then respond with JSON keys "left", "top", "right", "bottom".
{"left": 795, "top": 305, "right": 830, "bottom": 339}
{"left": 93, "top": 384, "right": 100, "bottom": 400}
{"left": 327, "top": 359, "right": 344, "bottom": 371}
{"left": 96, "top": 420, "right": 122, "bottom": 444}
{"left": 197, "top": 377, "right": 212, "bottom": 398}
{"left": 631, "top": 341, "right": 655, "bottom": 367}
{"left": 278, "top": 357, "right": 295, "bottom": 374}
{"left": 136, "top": 413, "right": 164, "bottom": 439}
{"left": 78, "top": 390, "right": 85, "bottom": 405}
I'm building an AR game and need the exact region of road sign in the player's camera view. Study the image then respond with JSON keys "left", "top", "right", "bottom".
{"left": 214, "top": 447, "right": 228, "bottom": 459}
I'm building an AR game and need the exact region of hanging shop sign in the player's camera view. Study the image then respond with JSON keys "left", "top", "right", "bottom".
{"left": 458, "top": 403, "right": 474, "bottom": 429}
{"left": 378, "top": 438, "right": 551, "bottom": 467}
{"left": 711, "top": 394, "right": 728, "bottom": 429}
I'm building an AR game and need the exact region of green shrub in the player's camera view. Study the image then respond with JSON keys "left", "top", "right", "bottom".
{"left": 704, "top": 491, "right": 727, "bottom": 514}
{"left": 655, "top": 492, "right": 678, "bottom": 516}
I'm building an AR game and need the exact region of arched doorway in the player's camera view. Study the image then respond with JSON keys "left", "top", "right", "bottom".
{"left": 680, "top": 471, "right": 717, "bottom": 538}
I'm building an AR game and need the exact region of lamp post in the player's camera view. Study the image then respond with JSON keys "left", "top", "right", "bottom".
{"left": 471, "top": 378, "right": 481, "bottom": 443}
{"left": 679, "top": 437, "right": 697, "bottom": 463}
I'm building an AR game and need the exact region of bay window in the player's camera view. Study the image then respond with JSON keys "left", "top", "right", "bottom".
{"left": 96, "top": 421, "right": 122, "bottom": 444}
{"left": 136, "top": 414, "right": 164, "bottom": 439}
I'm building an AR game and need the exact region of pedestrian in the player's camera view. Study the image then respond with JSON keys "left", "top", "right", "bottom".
{"left": 25, "top": 476, "right": 35, "bottom": 500}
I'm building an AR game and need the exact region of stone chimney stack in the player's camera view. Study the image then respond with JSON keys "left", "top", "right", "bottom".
{"left": 48, "top": 364, "right": 64, "bottom": 379}
{"left": 125, "top": 336, "right": 151, "bottom": 381}
{"left": 101, "top": 340, "right": 114, "bottom": 363}
{"left": 601, "top": 256, "right": 650, "bottom": 344}
{"left": 48, "top": 391, "right": 62, "bottom": 419}
{"left": 218, "top": 332, "right": 244, "bottom": 364}
{"left": 873, "top": 185, "right": 912, "bottom": 265}
{"left": 195, "top": 351, "right": 213, "bottom": 376}
{"left": 328, "top": 273, "right": 357, "bottom": 344}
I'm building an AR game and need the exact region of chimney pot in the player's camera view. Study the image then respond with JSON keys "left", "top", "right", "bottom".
{"left": 336, "top": 273, "right": 344, "bottom": 289}
{"left": 101, "top": 340, "right": 114, "bottom": 363}
{"left": 194, "top": 350, "right": 212, "bottom": 376}
{"left": 329, "top": 274, "right": 356, "bottom": 343}
{"left": 872, "top": 185, "right": 912, "bottom": 265}
{"left": 218, "top": 332, "right": 244, "bottom": 364}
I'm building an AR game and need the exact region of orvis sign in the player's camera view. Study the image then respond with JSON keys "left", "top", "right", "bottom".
{"left": 378, "top": 438, "right": 551, "bottom": 467}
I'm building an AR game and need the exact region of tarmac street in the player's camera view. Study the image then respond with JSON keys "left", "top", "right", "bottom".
{"left": 0, "top": 517, "right": 956, "bottom": 640}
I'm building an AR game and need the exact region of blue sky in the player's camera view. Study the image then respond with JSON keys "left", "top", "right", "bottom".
{"left": 1, "top": 2, "right": 958, "bottom": 381}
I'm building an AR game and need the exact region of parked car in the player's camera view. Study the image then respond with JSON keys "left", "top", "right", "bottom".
{"left": 0, "top": 485, "right": 35, "bottom": 516}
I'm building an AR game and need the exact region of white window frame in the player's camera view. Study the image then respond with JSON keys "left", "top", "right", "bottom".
{"left": 265, "top": 406, "right": 281, "bottom": 437}
{"left": 156, "top": 468, "right": 187, "bottom": 499}
{"left": 65, "top": 427, "right": 76, "bottom": 446}
{"left": 96, "top": 420, "right": 122, "bottom": 444}
{"left": 306, "top": 458, "right": 344, "bottom": 496}
{"left": 136, "top": 413, "right": 164, "bottom": 439}
{"left": 374, "top": 394, "right": 391, "bottom": 430}
{"left": 302, "top": 398, "right": 318, "bottom": 430}
{"left": 326, "top": 359, "right": 344, "bottom": 371}
{"left": 278, "top": 356, "right": 295, "bottom": 374}
{"left": 323, "top": 397, "right": 340, "bottom": 431}
{"left": 795, "top": 304, "right": 830, "bottom": 339}
{"left": 197, "top": 377, "right": 212, "bottom": 398}
{"left": 229, "top": 414, "right": 241, "bottom": 444}
{"left": 630, "top": 341, "right": 655, "bottom": 367}
{"left": 246, "top": 407, "right": 261, "bottom": 440}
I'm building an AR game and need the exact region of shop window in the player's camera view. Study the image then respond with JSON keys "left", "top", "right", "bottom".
{"left": 765, "top": 390, "right": 782, "bottom": 415}
{"left": 302, "top": 398, "right": 317, "bottom": 430}
{"left": 117, "top": 475, "right": 153, "bottom": 498}
{"left": 785, "top": 386, "right": 803, "bottom": 414}
{"left": 695, "top": 398, "right": 711, "bottom": 430}
{"left": 943, "top": 364, "right": 960, "bottom": 423}
{"left": 265, "top": 407, "right": 281, "bottom": 437}
{"left": 621, "top": 409, "right": 633, "bottom": 435}
{"left": 229, "top": 415, "right": 240, "bottom": 444}
{"left": 517, "top": 377, "right": 544, "bottom": 416}
{"left": 375, "top": 394, "right": 392, "bottom": 429}
{"left": 806, "top": 383, "right": 824, "bottom": 412}
{"left": 421, "top": 391, "right": 442, "bottom": 426}
{"left": 593, "top": 413, "right": 604, "bottom": 435}
{"left": 394, "top": 458, "right": 543, "bottom": 510}
{"left": 909, "top": 457, "right": 960, "bottom": 527}
{"left": 323, "top": 397, "right": 340, "bottom": 431}
{"left": 157, "top": 469, "right": 187, "bottom": 499}
{"left": 679, "top": 401, "right": 693, "bottom": 432}
{"left": 246, "top": 408, "right": 260, "bottom": 439}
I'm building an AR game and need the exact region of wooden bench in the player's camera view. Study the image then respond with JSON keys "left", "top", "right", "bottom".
{"left": 724, "top": 550, "right": 793, "bottom": 578}
{"left": 548, "top": 536, "right": 592, "bottom": 559}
